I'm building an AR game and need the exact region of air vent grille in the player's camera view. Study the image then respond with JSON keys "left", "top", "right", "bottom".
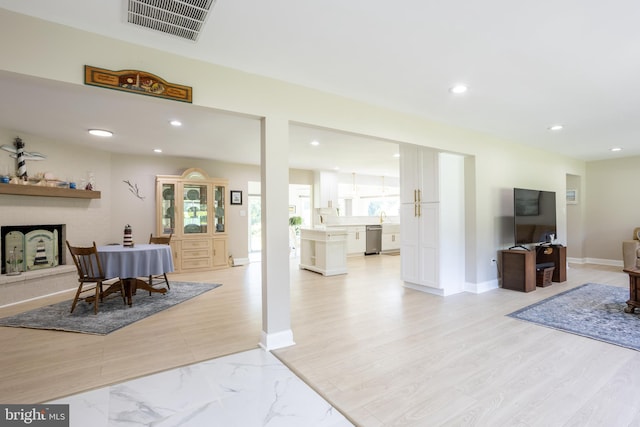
{"left": 127, "top": 0, "right": 216, "bottom": 41}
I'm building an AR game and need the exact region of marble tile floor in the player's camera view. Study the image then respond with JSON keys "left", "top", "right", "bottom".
{"left": 48, "top": 348, "right": 353, "bottom": 427}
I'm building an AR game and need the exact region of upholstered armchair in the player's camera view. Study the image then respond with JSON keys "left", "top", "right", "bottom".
{"left": 622, "top": 227, "right": 640, "bottom": 269}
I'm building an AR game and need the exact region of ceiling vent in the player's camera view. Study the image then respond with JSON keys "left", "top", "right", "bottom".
{"left": 126, "top": 0, "right": 216, "bottom": 42}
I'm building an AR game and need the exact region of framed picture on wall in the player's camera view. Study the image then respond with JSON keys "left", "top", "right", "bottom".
{"left": 566, "top": 189, "right": 578, "bottom": 204}
{"left": 230, "top": 190, "right": 242, "bottom": 205}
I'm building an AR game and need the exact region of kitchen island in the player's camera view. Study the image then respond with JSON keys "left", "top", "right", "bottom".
{"left": 299, "top": 228, "right": 348, "bottom": 276}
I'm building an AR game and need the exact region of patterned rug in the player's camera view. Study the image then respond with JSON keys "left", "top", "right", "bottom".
{"left": 507, "top": 283, "right": 640, "bottom": 351}
{"left": 0, "top": 282, "right": 221, "bottom": 335}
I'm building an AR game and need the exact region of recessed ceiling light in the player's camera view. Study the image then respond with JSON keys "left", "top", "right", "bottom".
{"left": 548, "top": 125, "right": 564, "bottom": 131}
{"left": 393, "top": 153, "right": 400, "bottom": 158}
{"left": 170, "top": 120, "right": 182, "bottom": 127}
{"left": 610, "top": 147, "right": 623, "bottom": 152}
{"left": 449, "top": 84, "right": 468, "bottom": 94}
{"left": 310, "top": 140, "right": 320, "bottom": 146}
{"left": 88, "top": 129, "right": 113, "bottom": 137}
{"left": 153, "top": 148, "right": 163, "bottom": 153}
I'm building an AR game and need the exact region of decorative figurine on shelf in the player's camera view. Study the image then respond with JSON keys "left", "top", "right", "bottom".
{"left": 14, "top": 137, "right": 27, "bottom": 181}
{"left": 123, "top": 224, "right": 134, "bottom": 247}
{"left": 0, "top": 137, "right": 47, "bottom": 167}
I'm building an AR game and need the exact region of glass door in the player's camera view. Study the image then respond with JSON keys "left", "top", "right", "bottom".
{"left": 214, "top": 184, "right": 225, "bottom": 233}
{"left": 182, "top": 183, "right": 208, "bottom": 234}
{"left": 248, "top": 194, "right": 261, "bottom": 255}
{"left": 161, "top": 182, "right": 176, "bottom": 235}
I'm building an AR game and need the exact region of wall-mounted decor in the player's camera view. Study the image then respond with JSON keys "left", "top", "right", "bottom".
{"left": 84, "top": 65, "right": 192, "bottom": 103}
{"left": 0, "top": 138, "right": 46, "bottom": 162}
{"left": 566, "top": 189, "right": 578, "bottom": 204}
{"left": 123, "top": 180, "right": 145, "bottom": 200}
{"left": 230, "top": 190, "right": 242, "bottom": 205}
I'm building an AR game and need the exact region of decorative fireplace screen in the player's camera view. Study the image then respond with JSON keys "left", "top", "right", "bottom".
{"left": 1, "top": 224, "right": 66, "bottom": 274}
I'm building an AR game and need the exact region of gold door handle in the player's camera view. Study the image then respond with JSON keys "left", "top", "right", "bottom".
{"left": 417, "top": 189, "right": 422, "bottom": 203}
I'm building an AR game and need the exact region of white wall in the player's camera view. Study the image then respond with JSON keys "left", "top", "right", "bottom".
{"left": 0, "top": 10, "right": 590, "bottom": 286}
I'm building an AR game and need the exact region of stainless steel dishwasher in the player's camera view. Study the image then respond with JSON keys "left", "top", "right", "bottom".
{"left": 365, "top": 224, "right": 382, "bottom": 255}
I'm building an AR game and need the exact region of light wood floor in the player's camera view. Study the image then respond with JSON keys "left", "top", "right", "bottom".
{"left": 0, "top": 255, "right": 637, "bottom": 426}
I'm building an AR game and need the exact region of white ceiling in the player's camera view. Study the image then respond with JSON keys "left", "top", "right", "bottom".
{"left": 1, "top": 0, "right": 639, "bottom": 178}
{"left": 0, "top": 70, "right": 401, "bottom": 177}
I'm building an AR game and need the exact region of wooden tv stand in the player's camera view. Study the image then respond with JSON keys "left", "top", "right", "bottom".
{"left": 501, "top": 249, "right": 536, "bottom": 292}
{"left": 535, "top": 244, "right": 566, "bottom": 282}
{"left": 500, "top": 245, "right": 567, "bottom": 292}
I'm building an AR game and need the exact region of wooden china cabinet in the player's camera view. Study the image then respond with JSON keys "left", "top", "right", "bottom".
{"left": 156, "top": 168, "right": 229, "bottom": 272}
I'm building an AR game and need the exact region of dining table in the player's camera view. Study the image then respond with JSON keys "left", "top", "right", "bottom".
{"left": 97, "top": 243, "right": 175, "bottom": 306}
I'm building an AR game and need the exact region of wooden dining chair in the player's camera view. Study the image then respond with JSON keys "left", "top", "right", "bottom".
{"left": 66, "top": 240, "right": 126, "bottom": 314}
{"left": 148, "top": 233, "right": 172, "bottom": 292}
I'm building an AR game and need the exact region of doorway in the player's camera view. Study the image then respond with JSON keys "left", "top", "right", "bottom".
{"left": 248, "top": 181, "right": 261, "bottom": 263}
{"left": 247, "top": 182, "right": 313, "bottom": 262}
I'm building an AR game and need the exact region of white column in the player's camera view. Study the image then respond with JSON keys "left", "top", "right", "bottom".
{"left": 259, "top": 116, "right": 295, "bottom": 350}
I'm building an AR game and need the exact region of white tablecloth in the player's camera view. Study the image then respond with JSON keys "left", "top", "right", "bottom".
{"left": 97, "top": 244, "right": 174, "bottom": 279}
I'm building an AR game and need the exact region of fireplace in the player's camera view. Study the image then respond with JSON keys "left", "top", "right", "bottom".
{"left": 1, "top": 224, "right": 66, "bottom": 275}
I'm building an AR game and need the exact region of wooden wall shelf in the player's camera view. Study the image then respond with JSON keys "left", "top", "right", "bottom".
{"left": 0, "top": 184, "right": 101, "bottom": 199}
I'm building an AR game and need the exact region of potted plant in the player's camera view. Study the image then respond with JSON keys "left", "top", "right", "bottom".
{"left": 288, "top": 215, "right": 302, "bottom": 231}
{"left": 288, "top": 216, "right": 303, "bottom": 251}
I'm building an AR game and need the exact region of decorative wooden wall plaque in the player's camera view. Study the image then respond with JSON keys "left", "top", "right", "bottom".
{"left": 84, "top": 65, "right": 192, "bottom": 103}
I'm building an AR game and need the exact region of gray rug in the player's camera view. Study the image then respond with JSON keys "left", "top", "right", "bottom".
{"left": 0, "top": 282, "right": 222, "bottom": 335}
{"left": 508, "top": 283, "right": 640, "bottom": 351}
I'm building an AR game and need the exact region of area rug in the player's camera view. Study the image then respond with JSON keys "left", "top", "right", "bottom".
{"left": 0, "top": 282, "right": 221, "bottom": 335}
{"left": 508, "top": 283, "right": 640, "bottom": 351}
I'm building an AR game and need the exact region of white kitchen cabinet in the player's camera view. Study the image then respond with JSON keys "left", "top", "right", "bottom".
{"left": 299, "top": 228, "right": 348, "bottom": 276}
{"left": 314, "top": 171, "right": 338, "bottom": 209}
{"left": 326, "top": 225, "right": 365, "bottom": 255}
{"left": 400, "top": 146, "right": 439, "bottom": 204}
{"left": 381, "top": 224, "right": 400, "bottom": 252}
{"left": 346, "top": 226, "right": 366, "bottom": 255}
{"left": 400, "top": 147, "right": 465, "bottom": 295}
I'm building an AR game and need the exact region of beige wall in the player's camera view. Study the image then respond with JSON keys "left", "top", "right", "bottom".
{"left": 586, "top": 156, "right": 639, "bottom": 264}
{"left": 0, "top": 128, "right": 113, "bottom": 246}
{"left": 0, "top": 10, "right": 591, "bottom": 287}
{"left": 566, "top": 174, "right": 584, "bottom": 260}
{"left": 0, "top": 129, "right": 261, "bottom": 261}
{"left": 107, "top": 153, "right": 261, "bottom": 260}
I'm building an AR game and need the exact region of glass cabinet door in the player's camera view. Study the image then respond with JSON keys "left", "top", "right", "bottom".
{"left": 214, "top": 185, "right": 225, "bottom": 233}
{"left": 161, "top": 183, "right": 175, "bottom": 235}
{"left": 183, "top": 183, "right": 208, "bottom": 234}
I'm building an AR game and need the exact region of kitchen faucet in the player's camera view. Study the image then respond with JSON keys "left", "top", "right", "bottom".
{"left": 379, "top": 211, "right": 386, "bottom": 224}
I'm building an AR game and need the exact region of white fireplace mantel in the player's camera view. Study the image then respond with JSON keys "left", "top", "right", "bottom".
{"left": 0, "top": 265, "right": 76, "bottom": 307}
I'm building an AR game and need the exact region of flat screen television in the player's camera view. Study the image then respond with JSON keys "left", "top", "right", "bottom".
{"left": 513, "top": 188, "right": 557, "bottom": 246}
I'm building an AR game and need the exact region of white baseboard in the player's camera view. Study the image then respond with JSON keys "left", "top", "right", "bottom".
{"left": 259, "top": 330, "right": 295, "bottom": 351}
{"left": 568, "top": 257, "right": 623, "bottom": 267}
{"left": 465, "top": 279, "right": 499, "bottom": 294}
